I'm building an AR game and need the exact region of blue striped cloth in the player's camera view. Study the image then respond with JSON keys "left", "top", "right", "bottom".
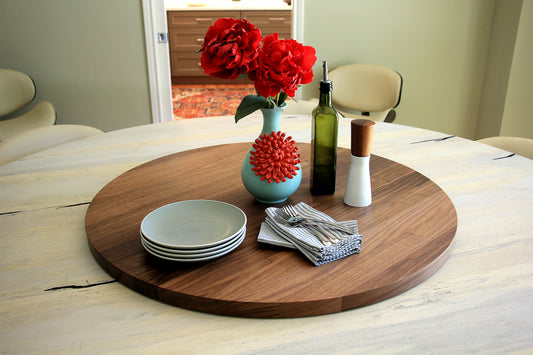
{"left": 257, "top": 202, "right": 363, "bottom": 266}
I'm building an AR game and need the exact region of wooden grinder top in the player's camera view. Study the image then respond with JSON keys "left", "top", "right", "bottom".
{"left": 351, "top": 119, "right": 376, "bottom": 157}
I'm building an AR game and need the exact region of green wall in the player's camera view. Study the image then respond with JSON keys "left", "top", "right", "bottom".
{"left": 1, "top": 0, "right": 531, "bottom": 139}
{"left": 302, "top": 0, "right": 532, "bottom": 139}
{"left": 500, "top": 0, "right": 533, "bottom": 137}
{"left": 475, "top": 0, "right": 523, "bottom": 139}
{"left": 0, "top": 0, "right": 152, "bottom": 132}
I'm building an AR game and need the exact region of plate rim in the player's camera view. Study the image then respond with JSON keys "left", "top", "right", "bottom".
{"left": 140, "top": 199, "right": 247, "bottom": 249}
{"left": 141, "top": 228, "right": 245, "bottom": 257}
{"left": 142, "top": 232, "right": 246, "bottom": 262}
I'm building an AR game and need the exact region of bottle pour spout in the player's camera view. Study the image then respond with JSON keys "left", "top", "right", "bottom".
{"left": 322, "top": 61, "right": 329, "bottom": 81}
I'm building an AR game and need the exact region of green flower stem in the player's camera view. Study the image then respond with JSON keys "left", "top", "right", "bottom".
{"left": 274, "top": 93, "right": 280, "bottom": 106}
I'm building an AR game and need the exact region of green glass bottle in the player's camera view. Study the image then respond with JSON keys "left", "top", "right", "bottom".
{"left": 311, "top": 61, "right": 338, "bottom": 195}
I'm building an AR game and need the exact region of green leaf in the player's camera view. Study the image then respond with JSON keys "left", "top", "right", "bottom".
{"left": 235, "top": 95, "right": 269, "bottom": 123}
{"left": 277, "top": 91, "right": 288, "bottom": 106}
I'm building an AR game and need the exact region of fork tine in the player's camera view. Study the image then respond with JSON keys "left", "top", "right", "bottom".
{"left": 285, "top": 204, "right": 298, "bottom": 217}
{"left": 276, "top": 207, "right": 290, "bottom": 220}
{"left": 281, "top": 205, "right": 294, "bottom": 218}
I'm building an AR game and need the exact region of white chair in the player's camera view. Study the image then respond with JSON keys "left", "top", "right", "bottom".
{"left": 477, "top": 136, "right": 533, "bottom": 159}
{"left": 328, "top": 63, "right": 403, "bottom": 122}
{"left": 0, "top": 124, "right": 103, "bottom": 166}
{"left": 283, "top": 99, "right": 318, "bottom": 116}
{"left": 0, "top": 68, "right": 36, "bottom": 115}
{"left": 0, "top": 101, "right": 56, "bottom": 140}
{"left": 0, "top": 68, "right": 56, "bottom": 141}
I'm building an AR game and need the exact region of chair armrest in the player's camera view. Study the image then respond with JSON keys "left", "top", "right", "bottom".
{"left": 0, "top": 101, "right": 56, "bottom": 141}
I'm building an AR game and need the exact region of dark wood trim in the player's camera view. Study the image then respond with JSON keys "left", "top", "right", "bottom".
{"left": 85, "top": 143, "right": 457, "bottom": 318}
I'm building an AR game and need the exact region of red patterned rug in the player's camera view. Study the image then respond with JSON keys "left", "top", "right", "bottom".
{"left": 172, "top": 84, "right": 256, "bottom": 120}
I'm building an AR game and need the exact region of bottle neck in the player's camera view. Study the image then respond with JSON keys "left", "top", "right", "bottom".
{"left": 319, "top": 91, "right": 333, "bottom": 107}
{"left": 319, "top": 81, "right": 333, "bottom": 107}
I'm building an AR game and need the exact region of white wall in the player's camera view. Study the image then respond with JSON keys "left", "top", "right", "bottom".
{"left": 0, "top": 0, "right": 152, "bottom": 132}
{"left": 302, "top": 0, "right": 494, "bottom": 139}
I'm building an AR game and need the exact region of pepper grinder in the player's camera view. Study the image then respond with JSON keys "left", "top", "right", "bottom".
{"left": 344, "top": 119, "right": 376, "bottom": 207}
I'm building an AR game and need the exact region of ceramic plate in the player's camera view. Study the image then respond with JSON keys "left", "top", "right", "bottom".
{"left": 140, "top": 225, "right": 245, "bottom": 253}
{"left": 141, "top": 228, "right": 245, "bottom": 257}
{"left": 140, "top": 200, "right": 247, "bottom": 249}
{"left": 142, "top": 232, "right": 245, "bottom": 262}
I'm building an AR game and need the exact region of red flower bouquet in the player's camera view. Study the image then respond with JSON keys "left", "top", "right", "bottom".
{"left": 200, "top": 18, "right": 317, "bottom": 122}
{"left": 200, "top": 18, "right": 262, "bottom": 80}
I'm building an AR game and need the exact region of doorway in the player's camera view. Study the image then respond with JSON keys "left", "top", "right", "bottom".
{"left": 142, "top": 0, "right": 304, "bottom": 123}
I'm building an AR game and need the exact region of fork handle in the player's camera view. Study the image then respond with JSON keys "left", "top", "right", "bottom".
{"left": 293, "top": 219, "right": 354, "bottom": 234}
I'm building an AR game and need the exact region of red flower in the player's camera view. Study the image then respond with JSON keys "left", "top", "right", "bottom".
{"left": 249, "top": 33, "right": 317, "bottom": 98}
{"left": 250, "top": 131, "right": 301, "bottom": 183}
{"left": 200, "top": 18, "right": 317, "bottom": 121}
{"left": 201, "top": 18, "right": 262, "bottom": 80}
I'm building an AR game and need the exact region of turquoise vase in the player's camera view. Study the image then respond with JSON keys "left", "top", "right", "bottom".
{"left": 241, "top": 106, "right": 302, "bottom": 204}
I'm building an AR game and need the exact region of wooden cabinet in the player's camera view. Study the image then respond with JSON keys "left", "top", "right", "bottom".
{"left": 167, "top": 10, "right": 292, "bottom": 79}
{"left": 241, "top": 11, "right": 292, "bottom": 39}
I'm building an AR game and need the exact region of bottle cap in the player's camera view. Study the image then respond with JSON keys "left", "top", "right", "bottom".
{"left": 351, "top": 119, "right": 375, "bottom": 157}
{"left": 320, "top": 81, "right": 332, "bottom": 92}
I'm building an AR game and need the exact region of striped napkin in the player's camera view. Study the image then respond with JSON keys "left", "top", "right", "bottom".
{"left": 257, "top": 202, "right": 363, "bottom": 266}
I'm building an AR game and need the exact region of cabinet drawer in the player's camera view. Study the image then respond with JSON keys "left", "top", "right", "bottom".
{"left": 241, "top": 11, "right": 291, "bottom": 29}
{"left": 167, "top": 11, "right": 240, "bottom": 33}
{"left": 170, "top": 53, "right": 203, "bottom": 76}
{"left": 169, "top": 29, "right": 205, "bottom": 52}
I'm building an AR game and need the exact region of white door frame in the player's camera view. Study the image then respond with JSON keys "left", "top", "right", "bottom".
{"left": 142, "top": 0, "right": 173, "bottom": 123}
{"left": 142, "top": 0, "right": 303, "bottom": 123}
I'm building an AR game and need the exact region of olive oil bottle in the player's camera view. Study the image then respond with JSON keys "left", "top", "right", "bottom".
{"left": 310, "top": 61, "right": 338, "bottom": 195}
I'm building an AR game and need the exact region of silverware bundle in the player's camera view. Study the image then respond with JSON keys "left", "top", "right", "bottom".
{"left": 258, "top": 202, "right": 363, "bottom": 266}
{"left": 275, "top": 204, "right": 356, "bottom": 245}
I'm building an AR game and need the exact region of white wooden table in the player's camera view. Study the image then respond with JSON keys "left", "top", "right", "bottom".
{"left": 1, "top": 115, "right": 532, "bottom": 353}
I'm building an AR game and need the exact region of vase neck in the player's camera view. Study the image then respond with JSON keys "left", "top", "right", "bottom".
{"left": 260, "top": 106, "right": 284, "bottom": 136}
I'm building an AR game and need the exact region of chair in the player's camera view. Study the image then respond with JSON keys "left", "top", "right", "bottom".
{"left": 476, "top": 136, "right": 533, "bottom": 159}
{"left": 0, "top": 68, "right": 56, "bottom": 141}
{"left": 328, "top": 63, "right": 403, "bottom": 122}
{"left": 283, "top": 98, "right": 319, "bottom": 116}
{"left": 0, "top": 124, "right": 104, "bottom": 166}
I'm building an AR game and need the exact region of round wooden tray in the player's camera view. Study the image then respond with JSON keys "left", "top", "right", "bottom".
{"left": 85, "top": 143, "right": 457, "bottom": 318}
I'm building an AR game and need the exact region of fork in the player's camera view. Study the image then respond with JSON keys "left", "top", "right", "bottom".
{"left": 273, "top": 213, "right": 334, "bottom": 246}
{"left": 276, "top": 206, "right": 351, "bottom": 246}
{"left": 279, "top": 204, "right": 355, "bottom": 235}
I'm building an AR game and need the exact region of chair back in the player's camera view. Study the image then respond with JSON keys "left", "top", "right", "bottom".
{"left": 477, "top": 136, "right": 533, "bottom": 159}
{"left": 0, "top": 124, "right": 103, "bottom": 166}
{"left": 328, "top": 64, "right": 402, "bottom": 114}
{"left": 283, "top": 99, "right": 318, "bottom": 116}
{"left": 0, "top": 69, "right": 36, "bottom": 116}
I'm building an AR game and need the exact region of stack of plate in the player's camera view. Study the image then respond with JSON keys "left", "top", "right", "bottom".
{"left": 140, "top": 200, "right": 247, "bottom": 262}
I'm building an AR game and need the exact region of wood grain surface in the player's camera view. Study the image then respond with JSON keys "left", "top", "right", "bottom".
{"left": 350, "top": 119, "right": 375, "bottom": 157}
{"left": 85, "top": 143, "right": 457, "bottom": 318}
